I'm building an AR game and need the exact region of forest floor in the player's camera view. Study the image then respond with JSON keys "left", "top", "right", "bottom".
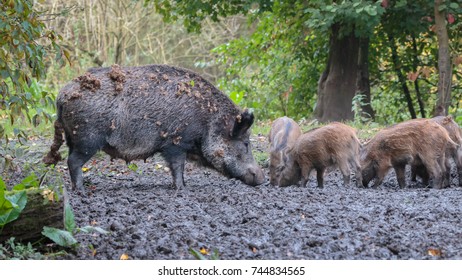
{"left": 4, "top": 134, "right": 462, "bottom": 260}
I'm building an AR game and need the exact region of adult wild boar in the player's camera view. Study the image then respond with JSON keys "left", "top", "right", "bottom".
{"left": 361, "top": 119, "right": 457, "bottom": 189}
{"left": 277, "top": 122, "right": 362, "bottom": 188}
{"left": 268, "top": 117, "right": 301, "bottom": 186}
{"left": 43, "top": 64, "right": 265, "bottom": 191}
{"left": 411, "top": 116, "right": 462, "bottom": 187}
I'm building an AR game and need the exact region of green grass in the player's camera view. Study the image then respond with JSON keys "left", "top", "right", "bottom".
{"left": 1, "top": 116, "right": 56, "bottom": 141}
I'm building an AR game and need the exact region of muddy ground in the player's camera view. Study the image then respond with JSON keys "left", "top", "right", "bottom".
{"left": 5, "top": 135, "right": 462, "bottom": 260}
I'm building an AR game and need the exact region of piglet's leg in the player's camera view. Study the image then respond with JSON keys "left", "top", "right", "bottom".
{"left": 393, "top": 164, "right": 406, "bottom": 188}
{"left": 316, "top": 167, "right": 325, "bottom": 188}
{"left": 338, "top": 161, "right": 351, "bottom": 187}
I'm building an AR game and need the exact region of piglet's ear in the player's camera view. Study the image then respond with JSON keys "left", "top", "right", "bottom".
{"left": 231, "top": 109, "right": 254, "bottom": 138}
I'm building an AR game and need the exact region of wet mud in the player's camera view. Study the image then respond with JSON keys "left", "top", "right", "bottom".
{"left": 6, "top": 137, "right": 462, "bottom": 260}
{"left": 59, "top": 137, "right": 462, "bottom": 260}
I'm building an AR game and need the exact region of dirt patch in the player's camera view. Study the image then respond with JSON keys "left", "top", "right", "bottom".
{"left": 74, "top": 72, "right": 101, "bottom": 92}
{"left": 108, "top": 64, "right": 126, "bottom": 92}
{"left": 4, "top": 136, "right": 462, "bottom": 260}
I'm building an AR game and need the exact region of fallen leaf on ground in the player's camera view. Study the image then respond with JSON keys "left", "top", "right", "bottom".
{"left": 42, "top": 189, "right": 55, "bottom": 202}
{"left": 120, "top": 253, "right": 129, "bottom": 260}
{"left": 199, "top": 247, "right": 209, "bottom": 255}
{"left": 428, "top": 248, "right": 441, "bottom": 257}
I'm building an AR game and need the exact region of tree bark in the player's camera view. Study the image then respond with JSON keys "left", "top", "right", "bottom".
{"left": 411, "top": 35, "right": 426, "bottom": 118}
{"left": 356, "top": 37, "right": 375, "bottom": 120}
{"left": 314, "top": 24, "right": 373, "bottom": 122}
{"left": 434, "top": 0, "right": 452, "bottom": 116}
{"left": 0, "top": 189, "right": 64, "bottom": 243}
{"left": 389, "top": 35, "right": 417, "bottom": 119}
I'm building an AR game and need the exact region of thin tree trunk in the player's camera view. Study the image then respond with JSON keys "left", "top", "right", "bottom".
{"left": 356, "top": 37, "right": 375, "bottom": 120}
{"left": 389, "top": 35, "right": 417, "bottom": 119}
{"left": 411, "top": 35, "right": 426, "bottom": 118}
{"left": 434, "top": 0, "right": 452, "bottom": 116}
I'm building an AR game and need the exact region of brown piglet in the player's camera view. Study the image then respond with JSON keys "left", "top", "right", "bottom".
{"left": 411, "top": 116, "right": 462, "bottom": 187}
{"left": 268, "top": 117, "right": 302, "bottom": 186}
{"left": 277, "top": 122, "right": 362, "bottom": 188}
{"left": 361, "top": 119, "right": 457, "bottom": 189}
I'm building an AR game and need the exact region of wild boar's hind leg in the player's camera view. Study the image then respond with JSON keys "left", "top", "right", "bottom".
{"left": 338, "top": 161, "right": 351, "bottom": 187}
{"left": 393, "top": 164, "right": 406, "bottom": 188}
{"left": 68, "top": 149, "right": 97, "bottom": 191}
{"left": 444, "top": 157, "right": 451, "bottom": 188}
{"left": 316, "top": 167, "right": 325, "bottom": 188}
{"left": 299, "top": 164, "right": 312, "bottom": 188}
{"left": 162, "top": 147, "right": 187, "bottom": 189}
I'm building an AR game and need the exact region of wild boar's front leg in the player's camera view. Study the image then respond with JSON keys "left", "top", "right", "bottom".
{"left": 163, "top": 147, "right": 187, "bottom": 189}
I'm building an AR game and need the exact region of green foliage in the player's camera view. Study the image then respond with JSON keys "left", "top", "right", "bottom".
{"left": 304, "top": 0, "right": 385, "bottom": 37}
{"left": 42, "top": 226, "right": 77, "bottom": 248}
{"left": 0, "top": 0, "right": 66, "bottom": 140}
{"left": 128, "top": 162, "right": 142, "bottom": 174}
{"left": 0, "top": 177, "right": 27, "bottom": 229}
{"left": 148, "top": 0, "right": 462, "bottom": 124}
{"left": 351, "top": 94, "right": 372, "bottom": 124}
{"left": 11, "top": 173, "right": 39, "bottom": 191}
{"left": 63, "top": 202, "right": 76, "bottom": 233}
{"left": 42, "top": 202, "right": 108, "bottom": 248}
{"left": 150, "top": 0, "right": 273, "bottom": 32}
{"left": 0, "top": 237, "right": 44, "bottom": 260}
{"left": 189, "top": 247, "right": 220, "bottom": 260}
{"left": 213, "top": 7, "right": 324, "bottom": 120}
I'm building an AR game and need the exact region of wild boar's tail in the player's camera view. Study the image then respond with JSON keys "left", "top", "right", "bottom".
{"left": 42, "top": 119, "right": 65, "bottom": 165}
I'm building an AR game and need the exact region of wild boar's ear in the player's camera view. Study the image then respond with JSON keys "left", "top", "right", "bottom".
{"left": 231, "top": 110, "right": 254, "bottom": 138}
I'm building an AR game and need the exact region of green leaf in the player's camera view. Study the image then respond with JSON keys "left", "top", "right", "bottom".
{"left": 127, "top": 163, "right": 138, "bottom": 172}
{"left": 79, "top": 226, "right": 109, "bottom": 234}
{"left": 189, "top": 248, "right": 207, "bottom": 260}
{"left": 12, "top": 183, "right": 25, "bottom": 191}
{"left": 365, "top": 6, "right": 377, "bottom": 16}
{"left": 64, "top": 202, "right": 76, "bottom": 233}
{"left": 0, "top": 177, "right": 6, "bottom": 191}
{"left": 42, "top": 226, "right": 78, "bottom": 247}
{"left": 0, "top": 190, "right": 27, "bottom": 227}
{"left": 18, "top": 173, "right": 39, "bottom": 189}
{"left": 229, "top": 91, "right": 244, "bottom": 104}
{"left": 449, "top": 3, "right": 459, "bottom": 10}
{"left": 438, "top": 4, "right": 447, "bottom": 11}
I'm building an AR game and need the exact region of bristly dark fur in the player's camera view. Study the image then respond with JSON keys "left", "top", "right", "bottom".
{"left": 43, "top": 64, "right": 264, "bottom": 191}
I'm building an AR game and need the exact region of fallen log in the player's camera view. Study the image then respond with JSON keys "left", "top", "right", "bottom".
{"left": 0, "top": 188, "right": 64, "bottom": 243}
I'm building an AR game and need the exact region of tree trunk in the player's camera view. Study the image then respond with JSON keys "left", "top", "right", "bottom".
{"left": 434, "top": 0, "right": 452, "bottom": 116}
{"left": 314, "top": 24, "right": 373, "bottom": 122}
{"left": 0, "top": 189, "right": 64, "bottom": 243}
{"left": 389, "top": 35, "right": 417, "bottom": 119}
{"left": 412, "top": 35, "right": 426, "bottom": 118}
{"left": 356, "top": 37, "right": 375, "bottom": 120}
